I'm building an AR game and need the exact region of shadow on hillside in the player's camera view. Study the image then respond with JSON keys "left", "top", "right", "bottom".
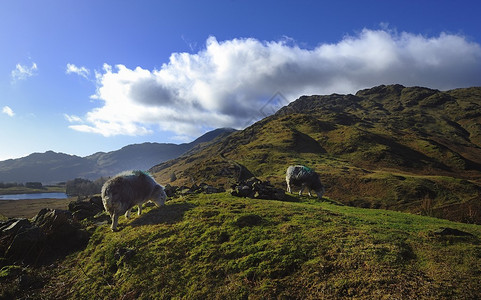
{"left": 130, "top": 202, "right": 196, "bottom": 227}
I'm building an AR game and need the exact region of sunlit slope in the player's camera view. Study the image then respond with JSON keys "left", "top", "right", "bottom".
{"left": 50, "top": 193, "right": 481, "bottom": 299}
{"left": 151, "top": 85, "right": 481, "bottom": 223}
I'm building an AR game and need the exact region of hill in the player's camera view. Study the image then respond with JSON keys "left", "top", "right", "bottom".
{"left": 17, "top": 193, "right": 481, "bottom": 299}
{"left": 0, "top": 128, "right": 235, "bottom": 184}
{"left": 150, "top": 85, "right": 481, "bottom": 224}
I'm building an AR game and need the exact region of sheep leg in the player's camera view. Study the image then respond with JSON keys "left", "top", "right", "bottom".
{"left": 125, "top": 209, "right": 131, "bottom": 219}
{"left": 286, "top": 181, "right": 292, "bottom": 193}
{"left": 138, "top": 204, "right": 142, "bottom": 216}
{"left": 308, "top": 188, "right": 313, "bottom": 197}
{"left": 111, "top": 213, "right": 119, "bottom": 231}
{"left": 299, "top": 186, "right": 304, "bottom": 196}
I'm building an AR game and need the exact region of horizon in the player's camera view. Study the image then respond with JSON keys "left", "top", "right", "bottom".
{"left": 1, "top": 0, "right": 481, "bottom": 161}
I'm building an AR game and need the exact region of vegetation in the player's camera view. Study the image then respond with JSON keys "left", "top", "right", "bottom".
{"left": 65, "top": 177, "right": 107, "bottom": 198}
{"left": 34, "top": 193, "right": 481, "bottom": 299}
{"left": 151, "top": 85, "right": 481, "bottom": 224}
{"left": 2, "top": 85, "right": 481, "bottom": 298}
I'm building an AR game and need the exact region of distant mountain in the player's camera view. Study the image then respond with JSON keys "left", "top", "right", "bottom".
{"left": 150, "top": 85, "right": 481, "bottom": 224}
{"left": 0, "top": 128, "right": 236, "bottom": 184}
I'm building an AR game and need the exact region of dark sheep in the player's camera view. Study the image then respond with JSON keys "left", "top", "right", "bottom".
{"left": 101, "top": 171, "right": 167, "bottom": 231}
{"left": 286, "top": 165, "right": 325, "bottom": 199}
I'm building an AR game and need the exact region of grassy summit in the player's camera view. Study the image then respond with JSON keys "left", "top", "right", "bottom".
{"left": 41, "top": 193, "right": 481, "bottom": 299}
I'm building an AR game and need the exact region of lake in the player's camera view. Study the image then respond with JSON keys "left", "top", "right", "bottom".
{"left": 0, "top": 193, "right": 68, "bottom": 200}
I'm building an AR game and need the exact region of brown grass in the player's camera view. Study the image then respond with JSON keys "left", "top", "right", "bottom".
{"left": 0, "top": 198, "right": 74, "bottom": 219}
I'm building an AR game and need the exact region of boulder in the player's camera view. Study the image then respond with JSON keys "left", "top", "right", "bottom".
{"left": 68, "top": 197, "right": 104, "bottom": 221}
{"left": 89, "top": 196, "right": 103, "bottom": 209}
{"left": 164, "top": 184, "right": 178, "bottom": 197}
{"left": 5, "top": 226, "right": 44, "bottom": 262}
{"left": 1, "top": 208, "right": 89, "bottom": 264}
{"left": 1, "top": 218, "right": 32, "bottom": 236}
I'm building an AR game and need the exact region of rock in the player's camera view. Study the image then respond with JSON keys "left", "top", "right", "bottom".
{"left": 89, "top": 196, "right": 103, "bottom": 209}
{"left": 68, "top": 198, "right": 104, "bottom": 221}
{"left": 164, "top": 184, "right": 177, "bottom": 197}
{"left": 1, "top": 218, "right": 32, "bottom": 236}
{"left": 5, "top": 226, "right": 45, "bottom": 261}
{"left": 231, "top": 177, "right": 287, "bottom": 201}
{"left": 190, "top": 184, "right": 200, "bottom": 193}
{"left": 36, "top": 209, "right": 89, "bottom": 255}
{"left": 1, "top": 208, "right": 90, "bottom": 264}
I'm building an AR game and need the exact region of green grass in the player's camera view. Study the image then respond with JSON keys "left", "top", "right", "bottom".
{"left": 42, "top": 193, "right": 481, "bottom": 299}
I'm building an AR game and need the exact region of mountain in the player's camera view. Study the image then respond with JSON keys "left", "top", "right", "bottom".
{"left": 150, "top": 85, "right": 481, "bottom": 224}
{"left": 0, "top": 128, "right": 236, "bottom": 184}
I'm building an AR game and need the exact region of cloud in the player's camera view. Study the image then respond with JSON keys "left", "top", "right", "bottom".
{"left": 11, "top": 62, "right": 38, "bottom": 82}
{"left": 70, "top": 28, "right": 481, "bottom": 138}
{"left": 66, "top": 63, "right": 90, "bottom": 79}
{"left": 64, "top": 114, "right": 83, "bottom": 123}
{"left": 2, "top": 106, "right": 15, "bottom": 117}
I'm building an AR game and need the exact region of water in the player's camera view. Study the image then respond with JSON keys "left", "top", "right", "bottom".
{"left": 0, "top": 192, "right": 68, "bottom": 200}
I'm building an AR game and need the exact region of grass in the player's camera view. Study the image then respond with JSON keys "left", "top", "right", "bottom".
{"left": 36, "top": 193, "right": 481, "bottom": 299}
{"left": 0, "top": 185, "right": 65, "bottom": 195}
{"left": 0, "top": 197, "right": 74, "bottom": 218}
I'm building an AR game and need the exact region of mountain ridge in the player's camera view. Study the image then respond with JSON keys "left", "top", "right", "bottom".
{"left": 0, "top": 128, "right": 236, "bottom": 184}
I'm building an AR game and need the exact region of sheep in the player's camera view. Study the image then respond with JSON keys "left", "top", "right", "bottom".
{"left": 286, "top": 165, "right": 325, "bottom": 199}
{"left": 101, "top": 170, "right": 167, "bottom": 231}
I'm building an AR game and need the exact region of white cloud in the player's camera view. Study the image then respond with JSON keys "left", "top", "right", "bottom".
{"left": 64, "top": 114, "right": 83, "bottom": 123}
{"left": 69, "top": 28, "right": 481, "bottom": 138}
{"left": 11, "top": 62, "right": 38, "bottom": 82}
{"left": 66, "top": 63, "right": 90, "bottom": 79}
{"left": 2, "top": 106, "right": 15, "bottom": 117}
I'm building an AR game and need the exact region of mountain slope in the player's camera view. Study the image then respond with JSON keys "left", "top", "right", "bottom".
{"left": 37, "top": 194, "right": 481, "bottom": 299}
{"left": 150, "top": 85, "right": 481, "bottom": 223}
{"left": 0, "top": 128, "right": 236, "bottom": 183}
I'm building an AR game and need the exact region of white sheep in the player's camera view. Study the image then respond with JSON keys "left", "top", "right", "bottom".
{"left": 286, "top": 165, "right": 325, "bottom": 199}
{"left": 101, "top": 170, "right": 167, "bottom": 231}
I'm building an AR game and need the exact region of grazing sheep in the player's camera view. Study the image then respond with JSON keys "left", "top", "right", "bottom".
{"left": 286, "top": 165, "right": 325, "bottom": 199}
{"left": 101, "top": 170, "right": 167, "bottom": 231}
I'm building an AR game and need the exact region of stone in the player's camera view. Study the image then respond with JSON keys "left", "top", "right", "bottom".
{"left": 68, "top": 199, "right": 104, "bottom": 221}
{"left": 1, "top": 218, "right": 32, "bottom": 236}
{"left": 230, "top": 177, "right": 287, "bottom": 201}
{"left": 5, "top": 226, "right": 45, "bottom": 261}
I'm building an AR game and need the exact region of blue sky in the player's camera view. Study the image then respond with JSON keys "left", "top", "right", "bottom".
{"left": 1, "top": 0, "right": 481, "bottom": 161}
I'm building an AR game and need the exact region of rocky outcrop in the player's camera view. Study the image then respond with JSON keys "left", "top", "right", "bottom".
{"left": 68, "top": 196, "right": 106, "bottom": 221}
{"left": 0, "top": 209, "right": 89, "bottom": 265}
{"left": 230, "top": 177, "right": 289, "bottom": 201}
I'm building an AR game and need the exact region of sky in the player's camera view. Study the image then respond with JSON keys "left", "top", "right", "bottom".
{"left": 1, "top": 0, "right": 481, "bottom": 161}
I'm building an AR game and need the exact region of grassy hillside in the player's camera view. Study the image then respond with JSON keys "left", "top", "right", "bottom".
{"left": 33, "top": 194, "right": 481, "bottom": 299}
{"left": 150, "top": 85, "right": 481, "bottom": 223}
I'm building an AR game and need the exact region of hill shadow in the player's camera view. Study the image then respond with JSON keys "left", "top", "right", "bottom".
{"left": 130, "top": 202, "right": 196, "bottom": 227}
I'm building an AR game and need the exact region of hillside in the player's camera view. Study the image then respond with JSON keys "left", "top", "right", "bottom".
{"left": 150, "top": 85, "right": 481, "bottom": 223}
{"left": 14, "top": 194, "right": 481, "bottom": 299}
{"left": 0, "top": 128, "right": 235, "bottom": 184}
